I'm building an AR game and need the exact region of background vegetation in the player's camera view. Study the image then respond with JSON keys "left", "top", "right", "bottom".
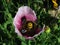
{"left": 0, "top": 0, "right": 60, "bottom": 45}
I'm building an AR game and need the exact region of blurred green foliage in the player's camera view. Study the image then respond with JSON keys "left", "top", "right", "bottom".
{"left": 0, "top": 0, "right": 60, "bottom": 45}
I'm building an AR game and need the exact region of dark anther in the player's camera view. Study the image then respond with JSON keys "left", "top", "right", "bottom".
{"left": 21, "top": 16, "right": 26, "bottom": 24}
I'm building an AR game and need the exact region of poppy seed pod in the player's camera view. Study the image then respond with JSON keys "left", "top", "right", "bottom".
{"left": 13, "top": 6, "right": 45, "bottom": 39}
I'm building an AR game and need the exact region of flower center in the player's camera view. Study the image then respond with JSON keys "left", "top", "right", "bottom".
{"left": 27, "top": 22, "right": 33, "bottom": 29}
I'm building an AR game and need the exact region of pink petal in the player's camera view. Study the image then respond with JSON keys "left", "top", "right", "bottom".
{"left": 13, "top": 6, "right": 37, "bottom": 30}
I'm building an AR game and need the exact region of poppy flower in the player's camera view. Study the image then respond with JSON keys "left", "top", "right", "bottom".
{"left": 13, "top": 6, "right": 45, "bottom": 39}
